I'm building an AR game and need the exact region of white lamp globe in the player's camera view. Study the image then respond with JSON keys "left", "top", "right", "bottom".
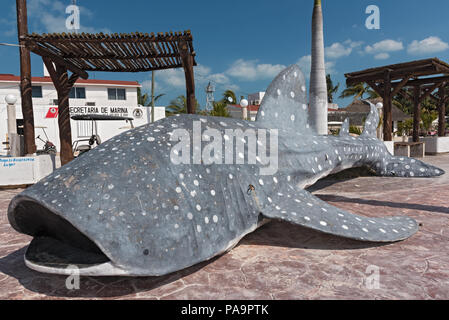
{"left": 376, "top": 102, "right": 383, "bottom": 109}
{"left": 240, "top": 99, "right": 249, "bottom": 108}
{"left": 5, "top": 94, "right": 17, "bottom": 105}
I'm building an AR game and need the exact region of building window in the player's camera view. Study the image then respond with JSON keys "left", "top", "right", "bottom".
{"left": 108, "top": 88, "right": 126, "bottom": 100}
{"left": 32, "top": 86, "right": 43, "bottom": 98}
{"left": 69, "top": 87, "right": 86, "bottom": 99}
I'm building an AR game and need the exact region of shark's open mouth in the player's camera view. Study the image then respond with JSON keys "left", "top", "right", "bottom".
{"left": 10, "top": 199, "right": 111, "bottom": 271}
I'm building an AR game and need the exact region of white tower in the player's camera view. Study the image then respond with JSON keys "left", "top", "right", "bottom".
{"left": 205, "top": 82, "right": 215, "bottom": 112}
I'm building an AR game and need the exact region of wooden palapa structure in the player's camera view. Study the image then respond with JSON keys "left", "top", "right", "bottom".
{"left": 16, "top": 0, "right": 197, "bottom": 165}
{"left": 345, "top": 58, "right": 449, "bottom": 142}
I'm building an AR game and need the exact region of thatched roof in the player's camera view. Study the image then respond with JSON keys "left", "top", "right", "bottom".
{"left": 329, "top": 99, "right": 411, "bottom": 126}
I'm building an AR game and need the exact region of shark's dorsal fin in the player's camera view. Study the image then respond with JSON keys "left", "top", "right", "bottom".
{"left": 339, "top": 118, "right": 350, "bottom": 137}
{"left": 256, "top": 65, "right": 311, "bottom": 134}
{"left": 361, "top": 100, "right": 380, "bottom": 137}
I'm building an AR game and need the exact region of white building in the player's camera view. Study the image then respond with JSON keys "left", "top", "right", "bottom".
{"left": 0, "top": 67, "right": 165, "bottom": 156}
{"left": 248, "top": 92, "right": 265, "bottom": 106}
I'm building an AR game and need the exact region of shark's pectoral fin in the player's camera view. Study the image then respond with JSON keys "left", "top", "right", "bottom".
{"left": 259, "top": 185, "right": 418, "bottom": 243}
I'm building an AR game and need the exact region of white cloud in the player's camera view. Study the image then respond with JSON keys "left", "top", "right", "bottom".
{"left": 325, "top": 43, "right": 352, "bottom": 59}
{"left": 142, "top": 64, "right": 239, "bottom": 94}
{"left": 297, "top": 55, "right": 336, "bottom": 78}
{"left": 226, "top": 59, "right": 286, "bottom": 81}
{"left": 325, "top": 40, "right": 362, "bottom": 59}
{"left": 374, "top": 53, "right": 390, "bottom": 60}
{"left": 365, "top": 39, "right": 404, "bottom": 54}
{"left": 27, "top": 0, "right": 109, "bottom": 34}
{"left": 407, "top": 36, "right": 449, "bottom": 55}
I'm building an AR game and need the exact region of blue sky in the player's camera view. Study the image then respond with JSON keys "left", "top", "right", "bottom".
{"left": 1, "top": 0, "right": 449, "bottom": 109}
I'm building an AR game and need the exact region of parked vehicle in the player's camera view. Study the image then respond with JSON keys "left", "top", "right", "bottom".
{"left": 71, "top": 115, "right": 134, "bottom": 158}
{"left": 36, "top": 126, "right": 57, "bottom": 155}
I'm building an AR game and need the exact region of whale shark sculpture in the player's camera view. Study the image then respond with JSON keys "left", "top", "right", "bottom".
{"left": 8, "top": 65, "right": 444, "bottom": 277}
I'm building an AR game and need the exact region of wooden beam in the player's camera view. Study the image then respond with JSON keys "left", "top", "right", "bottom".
{"left": 366, "top": 80, "right": 385, "bottom": 98}
{"left": 16, "top": 0, "right": 36, "bottom": 155}
{"left": 68, "top": 73, "right": 80, "bottom": 88}
{"left": 27, "top": 41, "right": 89, "bottom": 79}
{"left": 179, "top": 40, "right": 196, "bottom": 114}
{"left": 413, "top": 86, "right": 421, "bottom": 143}
{"left": 391, "top": 74, "right": 413, "bottom": 97}
{"left": 398, "top": 88, "right": 414, "bottom": 101}
{"left": 419, "top": 82, "right": 443, "bottom": 103}
{"left": 393, "top": 75, "right": 449, "bottom": 88}
{"left": 43, "top": 57, "right": 61, "bottom": 91}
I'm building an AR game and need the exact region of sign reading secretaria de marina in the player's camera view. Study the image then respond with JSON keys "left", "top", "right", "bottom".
{"left": 45, "top": 106, "right": 140, "bottom": 119}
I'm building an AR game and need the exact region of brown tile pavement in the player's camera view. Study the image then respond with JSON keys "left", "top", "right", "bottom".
{"left": 1, "top": 155, "right": 449, "bottom": 300}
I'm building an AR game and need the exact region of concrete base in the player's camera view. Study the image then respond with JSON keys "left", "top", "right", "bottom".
{"left": 395, "top": 142, "right": 425, "bottom": 158}
{"left": 0, "top": 155, "right": 57, "bottom": 187}
{"left": 420, "top": 136, "right": 449, "bottom": 154}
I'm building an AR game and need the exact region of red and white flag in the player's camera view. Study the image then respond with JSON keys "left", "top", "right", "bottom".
{"left": 45, "top": 107, "right": 58, "bottom": 119}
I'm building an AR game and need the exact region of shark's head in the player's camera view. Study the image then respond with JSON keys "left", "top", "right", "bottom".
{"left": 7, "top": 116, "right": 253, "bottom": 277}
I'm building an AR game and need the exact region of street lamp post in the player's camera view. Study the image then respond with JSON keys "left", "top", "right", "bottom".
{"left": 376, "top": 102, "right": 384, "bottom": 141}
{"left": 5, "top": 94, "right": 20, "bottom": 156}
{"left": 240, "top": 98, "right": 249, "bottom": 121}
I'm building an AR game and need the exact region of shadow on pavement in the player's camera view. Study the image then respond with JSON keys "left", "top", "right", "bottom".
{"left": 317, "top": 194, "right": 449, "bottom": 215}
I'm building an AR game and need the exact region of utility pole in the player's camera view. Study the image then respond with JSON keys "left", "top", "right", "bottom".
{"left": 151, "top": 71, "right": 155, "bottom": 123}
{"left": 16, "top": 0, "right": 37, "bottom": 155}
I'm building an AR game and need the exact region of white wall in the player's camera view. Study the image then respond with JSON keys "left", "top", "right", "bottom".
{"left": 420, "top": 136, "right": 449, "bottom": 154}
{"left": 0, "top": 81, "right": 165, "bottom": 156}
{"left": 248, "top": 92, "right": 265, "bottom": 105}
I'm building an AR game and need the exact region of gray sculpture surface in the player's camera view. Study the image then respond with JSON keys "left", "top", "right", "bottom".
{"left": 8, "top": 65, "right": 444, "bottom": 277}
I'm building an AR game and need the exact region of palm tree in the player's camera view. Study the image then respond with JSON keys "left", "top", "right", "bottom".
{"left": 326, "top": 74, "right": 339, "bottom": 104}
{"left": 137, "top": 87, "right": 165, "bottom": 106}
{"left": 222, "top": 90, "right": 237, "bottom": 104}
{"left": 339, "top": 83, "right": 379, "bottom": 100}
{"left": 210, "top": 101, "right": 231, "bottom": 118}
{"left": 310, "top": 0, "right": 328, "bottom": 135}
{"left": 166, "top": 95, "right": 200, "bottom": 117}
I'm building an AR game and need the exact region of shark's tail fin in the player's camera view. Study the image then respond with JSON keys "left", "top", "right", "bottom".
{"left": 256, "top": 65, "right": 312, "bottom": 134}
{"left": 339, "top": 118, "right": 350, "bottom": 137}
{"left": 361, "top": 100, "right": 380, "bottom": 138}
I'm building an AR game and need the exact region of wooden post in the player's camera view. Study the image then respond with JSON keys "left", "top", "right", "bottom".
{"left": 413, "top": 86, "right": 421, "bottom": 142}
{"left": 383, "top": 71, "right": 393, "bottom": 141}
{"left": 44, "top": 58, "right": 75, "bottom": 165}
{"left": 56, "top": 64, "right": 75, "bottom": 165}
{"left": 16, "top": 0, "right": 36, "bottom": 155}
{"left": 151, "top": 71, "right": 155, "bottom": 123}
{"left": 179, "top": 41, "right": 196, "bottom": 114}
{"left": 439, "top": 85, "right": 446, "bottom": 137}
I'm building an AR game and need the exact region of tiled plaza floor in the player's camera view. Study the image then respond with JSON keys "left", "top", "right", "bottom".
{"left": 1, "top": 155, "right": 448, "bottom": 299}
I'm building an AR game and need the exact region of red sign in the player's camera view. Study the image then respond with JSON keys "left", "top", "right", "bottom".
{"left": 46, "top": 107, "right": 58, "bottom": 119}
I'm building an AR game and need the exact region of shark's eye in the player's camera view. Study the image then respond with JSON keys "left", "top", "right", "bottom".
{"left": 143, "top": 250, "right": 149, "bottom": 256}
